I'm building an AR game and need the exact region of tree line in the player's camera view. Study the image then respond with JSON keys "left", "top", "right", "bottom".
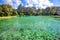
{"left": 0, "top": 4, "right": 17, "bottom": 16}
{"left": 0, "top": 4, "right": 60, "bottom": 16}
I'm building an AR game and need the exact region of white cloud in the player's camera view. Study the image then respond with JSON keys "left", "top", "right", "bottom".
{"left": 25, "top": 4, "right": 33, "bottom": 7}
{"left": 3, "top": 0, "right": 54, "bottom": 9}
{"left": 3, "top": 0, "right": 21, "bottom": 9}
{"left": 25, "top": 0, "right": 54, "bottom": 9}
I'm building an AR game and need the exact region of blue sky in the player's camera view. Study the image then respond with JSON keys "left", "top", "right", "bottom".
{"left": 0, "top": 0, "right": 4, "bottom": 4}
{"left": 0, "top": 0, "right": 60, "bottom": 9}
{"left": 50, "top": 0, "right": 60, "bottom": 6}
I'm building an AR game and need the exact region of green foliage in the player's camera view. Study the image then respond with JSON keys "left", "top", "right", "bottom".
{"left": 12, "top": 9, "right": 18, "bottom": 16}
{"left": 17, "top": 4, "right": 60, "bottom": 16}
{"left": 17, "top": 4, "right": 36, "bottom": 16}
{"left": 2, "top": 4, "right": 13, "bottom": 16}
{"left": 0, "top": 4, "right": 60, "bottom": 16}
{"left": 0, "top": 4, "right": 18, "bottom": 16}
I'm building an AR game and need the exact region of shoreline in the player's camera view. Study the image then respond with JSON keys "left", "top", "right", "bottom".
{"left": 0, "top": 16, "right": 60, "bottom": 18}
{"left": 0, "top": 16, "right": 16, "bottom": 18}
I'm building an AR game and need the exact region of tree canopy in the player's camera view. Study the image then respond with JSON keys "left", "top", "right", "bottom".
{"left": 0, "top": 4, "right": 60, "bottom": 16}
{"left": 0, "top": 4, "right": 17, "bottom": 16}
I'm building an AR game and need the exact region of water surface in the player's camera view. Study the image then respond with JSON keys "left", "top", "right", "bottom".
{"left": 0, "top": 16, "right": 60, "bottom": 39}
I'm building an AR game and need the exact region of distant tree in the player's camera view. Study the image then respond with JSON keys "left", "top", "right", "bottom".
{"left": 0, "top": 5, "right": 3, "bottom": 16}
{"left": 0, "top": 4, "right": 18, "bottom": 16}
{"left": 1, "top": 4, "right": 60, "bottom": 16}
{"left": 12, "top": 9, "right": 18, "bottom": 16}
{"left": 49, "top": 7, "right": 56, "bottom": 15}
{"left": 24, "top": 7, "right": 36, "bottom": 15}
{"left": 42, "top": 7, "right": 57, "bottom": 15}
{"left": 42, "top": 7, "right": 50, "bottom": 15}
{"left": 17, "top": 4, "right": 25, "bottom": 15}
{"left": 2, "top": 4, "right": 13, "bottom": 16}
{"left": 17, "top": 4, "right": 36, "bottom": 16}
{"left": 37, "top": 9, "right": 43, "bottom": 15}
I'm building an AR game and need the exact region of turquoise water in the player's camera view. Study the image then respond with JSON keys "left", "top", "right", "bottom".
{"left": 0, "top": 16, "right": 60, "bottom": 40}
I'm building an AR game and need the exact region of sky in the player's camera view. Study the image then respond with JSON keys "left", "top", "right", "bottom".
{"left": 0, "top": 0, "right": 60, "bottom": 9}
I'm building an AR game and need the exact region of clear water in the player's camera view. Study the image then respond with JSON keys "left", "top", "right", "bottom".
{"left": 0, "top": 16, "right": 60, "bottom": 36}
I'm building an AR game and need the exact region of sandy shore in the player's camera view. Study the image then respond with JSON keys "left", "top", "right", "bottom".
{"left": 0, "top": 16, "right": 16, "bottom": 18}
